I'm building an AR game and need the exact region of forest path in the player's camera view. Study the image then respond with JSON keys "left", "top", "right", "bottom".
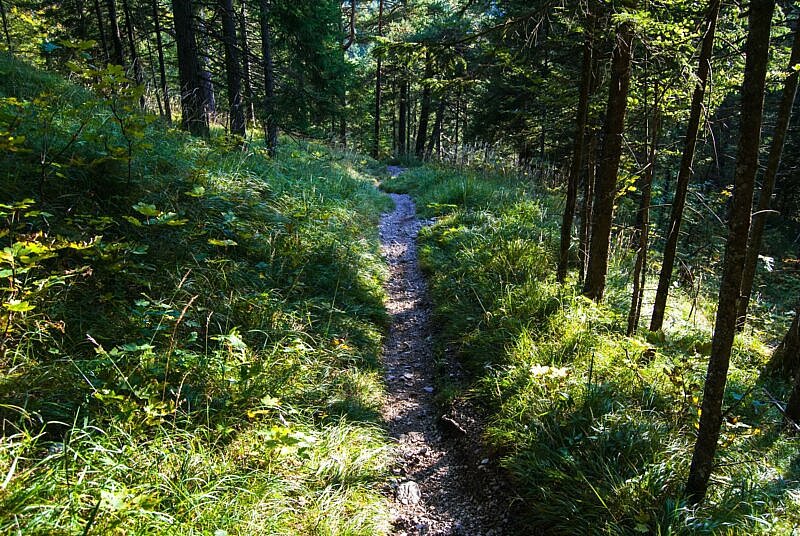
{"left": 379, "top": 167, "right": 514, "bottom": 536}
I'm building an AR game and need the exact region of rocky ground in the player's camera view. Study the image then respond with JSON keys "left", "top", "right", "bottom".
{"left": 379, "top": 170, "right": 523, "bottom": 535}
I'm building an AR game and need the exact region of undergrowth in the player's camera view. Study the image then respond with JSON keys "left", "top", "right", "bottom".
{"left": 0, "top": 53, "right": 393, "bottom": 534}
{"left": 383, "top": 165, "right": 800, "bottom": 535}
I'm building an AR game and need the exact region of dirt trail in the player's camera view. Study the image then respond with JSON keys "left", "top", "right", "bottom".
{"left": 379, "top": 167, "right": 516, "bottom": 535}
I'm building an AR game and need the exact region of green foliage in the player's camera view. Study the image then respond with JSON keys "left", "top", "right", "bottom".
{"left": 0, "top": 54, "right": 393, "bottom": 534}
{"left": 385, "top": 164, "right": 799, "bottom": 534}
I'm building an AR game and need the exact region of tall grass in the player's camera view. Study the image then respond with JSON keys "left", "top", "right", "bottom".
{"left": 382, "top": 164, "right": 800, "bottom": 534}
{"left": 0, "top": 53, "right": 394, "bottom": 534}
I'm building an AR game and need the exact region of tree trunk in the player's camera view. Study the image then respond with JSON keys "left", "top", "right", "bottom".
{"left": 558, "top": 13, "right": 594, "bottom": 282}
{"left": 197, "top": 12, "right": 216, "bottom": 121}
{"left": 737, "top": 23, "right": 800, "bottom": 330}
{"left": 220, "top": 0, "right": 246, "bottom": 137}
{"left": 342, "top": 0, "right": 356, "bottom": 51}
{"left": 144, "top": 32, "right": 163, "bottom": 116}
{"left": 415, "top": 50, "right": 434, "bottom": 158}
{"left": 152, "top": 0, "right": 171, "bottom": 123}
{"left": 106, "top": 0, "right": 126, "bottom": 67}
{"left": 398, "top": 75, "right": 408, "bottom": 156}
{"left": 240, "top": 1, "right": 256, "bottom": 127}
{"left": 0, "top": 0, "right": 11, "bottom": 51}
{"left": 372, "top": 0, "right": 384, "bottom": 158}
{"left": 784, "top": 327, "right": 800, "bottom": 422}
{"left": 172, "top": 0, "right": 209, "bottom": 137}
{"left": 121, "top": 0, "right": 145, "bottom": 108}
{"left": 650, "top": 0, "right": 721, "bottom": 332}
{"left": 776, "top": 304, "right": 800, "bottom": 428}
{"left": 578, "top": 130, "right": 597, "bottom": 284}
{"left": 259, "top": 0, "right": 277, "bottom": 155}
{"left": 582, "top": 16, "right": 635, "bottom": 301}
{"left": 425, "top": 98, "right": 445, "bottom": 161}
{"left": 628, "top": 95, "right": 660, "bottom": 335}
{"left": 685, "top": 0, "right": 775, "bottom": 504}
{"left": 93, "top": 0, "right": 109, "bottom": 61}
{"left": 76, "top": 0, "right": 88, "bottom": 40}
{"left": 767, "top": 303, "right": 800, "bottom": 378}
{"left": 454, "top": 85, "right": 461, "bottom": 164}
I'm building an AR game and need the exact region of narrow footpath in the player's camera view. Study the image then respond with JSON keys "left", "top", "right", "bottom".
{"left": 379, "top": 167, "right": 516, "bottom": 536}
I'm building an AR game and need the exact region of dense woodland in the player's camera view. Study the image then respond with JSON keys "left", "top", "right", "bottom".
{"left": 2, "top": 0, "right": 800, "bottom": 533}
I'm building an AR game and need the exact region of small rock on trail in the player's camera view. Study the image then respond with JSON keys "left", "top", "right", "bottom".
{"left": 379, "top": 189, "right": 518, "bottom": 535}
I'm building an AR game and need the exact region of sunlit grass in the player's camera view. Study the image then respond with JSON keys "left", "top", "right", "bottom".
{"left": 0, "top": 53, "right": 394, "bottom": 534}
{"left": 382, "top": 163, "right": 800, "bottom": 534}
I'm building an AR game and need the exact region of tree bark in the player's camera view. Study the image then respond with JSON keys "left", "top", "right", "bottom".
{"left": 373, "top": 0, "right": 384, "bottom": 158}
{"left": 197, "top": 12, "right": 216, "bottom": 120}
{"left": 106, "top": 0, "right": 126, "bottom": 67}
{"left": 767, "top": 303, "right": 800, "bottom": 378}
{"left": 342, "top": 0, "right": 356, "bottom": 51}
{"left": 398, "top": 75, "right": 408, "bottom": 157}
{"left": 558, "top": 12, "right": 594, "bottom": 282}
{"left": 415, "top": 50, "right": 434, "bottom": 158}
{"left": 151, "top": 0, "right": 171, "bottom": 123}
{"left": 172, "top": 0, "right": 209, "bottom": 137}
{"left": 93, "top": 0, "right": 109, "bottom": 61}
{"left": 582, "top": 16, "right": 635, "bottom": 301}
{"left": 776, "top": 305, "right": 800, "bottom": 427}
{"left": 628, "top": 95, "right": 660, "bottom": 335}
{"left": 220, "top": 0, "right": 246, "bottom": 137}
{"left": 240, "top": 1, "right": 256, "bottom": 127}
{"left": 737, "top": 23, "right": 800, "bottom": 330}
{"left": 578, "top": 130, "right": 597, "bottom": 284}
{"left": 121, "top": 0, "right": 145, "bottom": 108}
{"left": 259, "top": 0, "right": 278, "bottom": 155}
{"left": 685, "top": 0, "right": 775, "bottom": 504}
{"left": 425, "top": 98, "right": 445, "bottom": 160}
{"left": 650, "top": 0, "right": 721, "bottom": 331}
{"left": 0, "top": 0, "right": 11, "bottom": 51}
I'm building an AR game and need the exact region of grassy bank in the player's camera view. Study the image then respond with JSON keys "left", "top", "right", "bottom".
{"left": 383, "top": 166, "right": 799, "bottom": 534}
{"left": 0, "top": 54, "right": 394, "bottom": 534}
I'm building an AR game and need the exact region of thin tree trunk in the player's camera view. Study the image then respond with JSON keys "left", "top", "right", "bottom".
{"left": 106, "top": 0, "right": 126, "bottom": 67}
{"left": 197, "top": 12, "right": 216, "bottom": 121}
{"left": 373, "top": 0, "right": 384, "bottom": 158}
{"left": 93, "top": 0, "right": 109, "bottom": 61}
{"left": 342, "top": 0, "right": 356, "bottom": 51}
{"left": 259, "top": 0, "right": 277, "bottom": 155}
{"left": 582, "top": 15, "right": 635, "bottom": 301}
{"left": 650, "top": 0, "right": 721, "bottom": 331}
{"left": 240, "top": 1, "right": 255, "bottom": 127}
{"left": 152, "top": 0, "right": 172, "bottom": 123}
{"left": 686, "top": 0, "right": 775, "bottom": 504}
{"left": 76, "top": 0, "right": 88, "bottom": 39}
{"left": 121, "top": 0, "right": 145, "bottom": 108}
{"left": 628, "top": 94, "right": 660, "bottom": 335}
{"left": 339, "top": 95, "right": 347, "bottom": 147}
{"left": 0, "top": 0, "right": 11, "bottom": 51}
{"left": 172, "top": 0, "right": 209, "bottom": 137}
{"left": 415, "top": 50, "right": 433, "bottom": 158}
{"left": 454, "top": 85, "right": 461, "bottom": 164}
{"left": 737, "top": 23, "right": 800, "bottom": 330}
{"left": 144, "top": 34, "right": 163, "bottom": 116}
{"left": 425, "top": 98, "right": 445, "bottom": 161}
{"left": 398, "top": 75, "right": 408, "bottom": 156}
{"left": 578, "top": 130, "right": 597, "bottom": 284}
{"left": 769, "top": 303, "right": 800, "bottom": 382}
{"left": 558, "top": 13, "right": 594, "bottom": 282}
{"left": 220, "top": 0, "right": 246, "bottom": 137}
{"left": 784, "top": 339, "right": 800, "bottom": 425}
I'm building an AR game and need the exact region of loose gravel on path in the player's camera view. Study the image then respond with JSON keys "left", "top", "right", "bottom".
{"left": 379, "top": 173, "right": 519, "bottom": 535}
